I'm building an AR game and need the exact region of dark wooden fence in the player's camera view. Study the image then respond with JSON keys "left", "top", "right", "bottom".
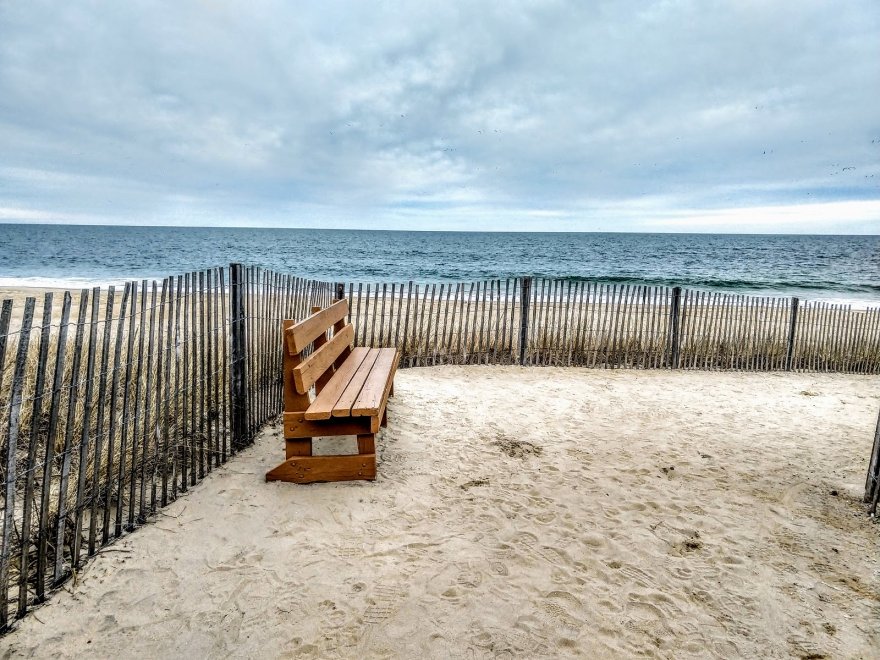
{"left": 345, "top": 277, "right": 880, "bottom": 373}
{"left": 1, "top": 265, "right": 879, "bottom": 629}
{"left": 0, "top": 266, "right": 331, "bottom": 631}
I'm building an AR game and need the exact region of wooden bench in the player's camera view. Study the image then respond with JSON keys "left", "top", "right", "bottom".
{"left": 265, "top": 299, "right": 399, "bottom": 484}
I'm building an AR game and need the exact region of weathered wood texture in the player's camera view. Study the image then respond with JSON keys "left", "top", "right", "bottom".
{"left": 337, "top": 277, "right": 879, "bottom": 373}
{"left": 0, "top": 265, "right": 341, "bottom": 629}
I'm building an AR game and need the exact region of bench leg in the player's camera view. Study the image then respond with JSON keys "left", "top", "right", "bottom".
{"left": 286, "top": 438, "right": 312, "bottom": 458}
{"left": 266, "top": 454, "right": 376, "bottom": 484}
{"left": 381, "top": 410, "right": 388, "bottom": 428}
{"left": 357, "top": 434, "right": 375, "bottom": 454}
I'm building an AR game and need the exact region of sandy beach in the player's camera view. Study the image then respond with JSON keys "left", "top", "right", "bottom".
{"left": 1, "top": 366, "right": 877, "bottom": 658}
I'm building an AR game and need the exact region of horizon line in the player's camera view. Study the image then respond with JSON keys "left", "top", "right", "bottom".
{"left": 1, "top": 221, "right": 877, "bottom": 237}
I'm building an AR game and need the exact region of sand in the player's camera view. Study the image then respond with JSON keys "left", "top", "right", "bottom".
{"left": 2, "top": 367, "right": 879, "bottom": 658}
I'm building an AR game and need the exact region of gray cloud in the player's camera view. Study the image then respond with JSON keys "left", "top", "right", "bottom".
{"left": 1, "top": 0, "right": 878, "bottom": 232}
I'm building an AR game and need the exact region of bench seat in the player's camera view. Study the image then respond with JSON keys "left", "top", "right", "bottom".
{"left": 305, "top": 347, "right": 398, "bottom": 420}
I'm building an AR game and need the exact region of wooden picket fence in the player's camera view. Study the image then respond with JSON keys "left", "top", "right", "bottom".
{"left": 345, "top": 277, "right": 880, "bottom": 373}
{"left": 0, "top": 266, "right": 333, "bottom": 632}
{"left": 1, "top": 264, "right": 879, "bottom": 631}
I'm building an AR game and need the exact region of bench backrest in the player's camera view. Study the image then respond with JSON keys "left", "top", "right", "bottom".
{"left": 283, "top": 299, "right": 352, "bottom": 408}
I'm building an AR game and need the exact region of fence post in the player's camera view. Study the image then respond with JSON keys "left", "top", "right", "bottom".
{"left": 519, "top": 277, "right": 532, "bottom": 366}
{"left": 670, "top": 286, "right": 682, "bottom": 368}
{"left": 785, "top": 297, "right": 799, "bottom": 371}
{"left": 865, "top": 407, "right": 880, "bottom": 512}
{"left": 336, "top": 282, "right": 345, "bottom": 301}
{"left": 230, "top": 263, "right": 248, "bottom": 451}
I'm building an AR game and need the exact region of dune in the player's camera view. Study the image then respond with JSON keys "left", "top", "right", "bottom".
{"left": 3, "top": 367, "right": 879, "bottom": 658}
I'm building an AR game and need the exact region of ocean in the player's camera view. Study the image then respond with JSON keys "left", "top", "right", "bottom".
{"left": 0, "top": 224, "right": 878, "bottom": 307}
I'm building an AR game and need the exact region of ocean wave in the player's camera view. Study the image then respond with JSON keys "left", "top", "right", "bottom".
{"left": 526, "top": 274, "right": 880, "bottom": 294}
{"left": 532, "top": 273, "right": 880, "bottom": 294}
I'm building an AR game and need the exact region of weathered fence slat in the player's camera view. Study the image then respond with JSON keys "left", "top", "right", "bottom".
{"left": 219, "top": 270, "right": 229, "bottom": 463}
{"left": 206, "top": 270, "right": 217, "bottom": 469}
{"left": 17, "top": 294, "right": 54, "bottom": 616}
{"left": 172, "top": 275, "right": 183, "bottom": 492}
{"left": 592, "top": 284, "right": 605, "bottom": 367}
{"left": 125, "top": 283, "right": 148, "bottom": 530}
{"left": 0, "top": 297, "right": 35, "bottom": 631}
{"left": 669, "top": 287, "right": 682, "bottom": 369}
{"left": 108, "top": 284, "right": 134, "bottom": 539}
{"left": 0, "top": 300, "right": 13, "bottom": 398}
{"left": 599, "top": 285, "right": 613, "bottom": 368}
{"left": 519, "top": 277, "right": 532, "bottom": 366}
{"left": 155, "top": 279, "right": 169, "bottom": 510}
{"left": 426, "top": 283, "right": 437, "bottom": 365}
{"left": 462, "top": 282, "right": 473, "bottom": 364}
{"left": 433, "top": 283, "right": 445, "bottom": 366}
{"left": 37, "top": 292, "right": 72, "bottom": 599}
{"left": 230, "top": 264, "right": 247, "bottom": 452}
{"left": 180, "top": 273, "right": 191, "bottom": 492}
{"left": 785, "top": 297, "right": 799, "bottom": 371}
{"left": 88, "top": 288, "right": 114, "bottom": 555}
{"left": 244, "top": 268, "right": 254, "bottom": 442}
{"left": 401, "top": 281, "right": 413, "bottom": 360}
{"left": 447, "top": 283, "right": 461, "bottom": 364}
{"left": 53, "top": 289, "right": 90, "bottom": 583}
{"left": 199, "top": 271, "right": 207, "bottom": 478}
{"left": 140, "top": 281, "right": 158, "bottom": 517}
{"left": 253, "top": 269, "right": 262, "bottom": 431}
{"left": 71, "top": 288, "right": 100, "bottom": 567}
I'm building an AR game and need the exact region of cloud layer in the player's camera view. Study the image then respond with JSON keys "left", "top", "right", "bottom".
{"left": 1, "top": 0, "right": 878, "bottom": 232}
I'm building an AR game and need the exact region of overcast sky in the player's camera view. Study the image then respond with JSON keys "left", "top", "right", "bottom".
{"left": 1, "top": 0, "right": 878, "bottom": 233}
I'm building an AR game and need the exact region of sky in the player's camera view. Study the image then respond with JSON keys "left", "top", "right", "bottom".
{"left": 0, "top": 0, "right": 879, "bottom": 233}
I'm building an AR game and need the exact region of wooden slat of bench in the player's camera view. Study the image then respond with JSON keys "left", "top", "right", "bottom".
{"left": 283, "top": 412, "right": 372, "bottom": 438}
{"left": 265, "top": 454, "right": 376, "bottom": 483}
{"left": 331, "top": 349, "right": 381, "bottom": 418}
{"left": 303, "top": 347, "right": 371, "bottom": 420}
{"left": 351, "top": 349, "right": 399, "bottom": 416}
{"left": 285, "top": 299, "right": 349, "bottom": 355}
{"left": 292, "top": 323, "right": 354, "bottom": 395}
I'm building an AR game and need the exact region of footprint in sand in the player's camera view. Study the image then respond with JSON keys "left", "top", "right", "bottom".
{"left": 533, "top": 510, "right": 557, "bottom": 525}
{"left": 618, "top": 564, "right": 655, "bottom": 588}
{"left": 455, "top": 564, "right": 483, "bottom": 588}
{"left": 362, "top": 584, "right": 407, "bottom": 625}
{"left": 621, "top": 598, "right": 674, "bottom": 642}
{"left": 535, "top": 590, "right": 584, "bottom": 637}
{"left": 318, "top": 599, "right": 348, "bottom": 627}
{"left": 670, "top": 565, "right": 694, "bottom": 580}
{"left": 468, "top": 626, "right": 549, "bottom": 657}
